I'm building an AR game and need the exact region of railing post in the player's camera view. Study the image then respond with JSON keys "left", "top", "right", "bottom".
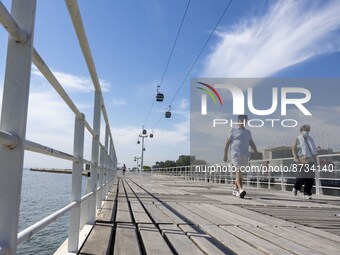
{"left": 109, "top": 140, "right": 115, "bottom": 187}
{"left": 89, "top": 91, "right": 101, "bottom": 223}
{"left": 111, "top": 142, "right": 117, "bottom": 179}
{"left": 0, "top": 1, "right": 36, "bottom": 254}
{"left": 68, "top": 114, "right": 85, "bottom": 252}
{"left": 104, "top": 125, "right": 109, "bottom": 197}
{"left": 268, "top": 168, "right": 271, "bottom": 190}
{"left": 97, "top": 146, "right": 104, "bottom": 208}
{"left": 281, "top": 166, "right": 285, "bottom": 191}
{"left": 247, "top": 171, "right": 250, "bottom": 188}
{"left": 316, "top": 156, "right": 320, "bottom": 195}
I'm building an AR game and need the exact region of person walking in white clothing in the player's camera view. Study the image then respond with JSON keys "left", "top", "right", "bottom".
{"left": 223, "top": 115, "right": 258, "bottom": 198}
{"left": 292, "top": 124, "right": 318, "bottom": 199}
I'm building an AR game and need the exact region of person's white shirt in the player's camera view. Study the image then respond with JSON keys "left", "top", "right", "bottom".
{"left": 228, "top": 127, "right": 253, "bottom": 158}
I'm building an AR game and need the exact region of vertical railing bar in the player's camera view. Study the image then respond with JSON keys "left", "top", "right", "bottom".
{"left": 0, "top": 1, "right": 36, "bottom": 254}
{"left": 316, "top": 156, "right": 321, "bottom": 195}
{"left": 68, "top": 114, "right": 85, "bottom": 252}
{"left": 104, "top": 125, "right": 109, "bottom": 198}
{"left": 97, "top": 146, "right": 104, "bottom": 208}
{"left": 88, "top": 92, "right": 101, "bottom": 223}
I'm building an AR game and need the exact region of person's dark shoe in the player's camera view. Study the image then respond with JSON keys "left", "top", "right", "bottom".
{"left": 239, "top": 189, "right": 246, "bottom": 198}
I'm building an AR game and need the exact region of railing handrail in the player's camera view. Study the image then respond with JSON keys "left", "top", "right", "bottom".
{"left": 0, "top": 1, "right": 117, "bottom": 254}
{"left": 152, "top": 153, "right": 340, "bottom": 171}
{"left": 151, "top": 153, "right": 340, "bottom": 196}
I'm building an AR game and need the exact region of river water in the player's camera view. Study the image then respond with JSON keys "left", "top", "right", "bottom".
{"left": 17, "top": 169, "right": 88, "bottom": 255}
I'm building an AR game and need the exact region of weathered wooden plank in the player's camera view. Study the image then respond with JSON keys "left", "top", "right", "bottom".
{"left": 255, "top": 198, "right": 338, "bottom": 208}
{"left": 202, "top": 194, "right": 265, "bottom": 206}
{"left": 158, "top": 224, "right": 205, "bottom": 255}
{"left": 106, "top": 192, "right": 116, "bottom": 201}
{"left": 180, "top": 203, "right": 234, "bottom": 225}
{"left": 102, "top": 200, "right": 114, "bottom": 210}
{"left": 138, "top": 224, "right": 173, "bottom": 255}
{"left": 130, "top": 201, "right": 152, "bottom": 223}
{"left": 166, "top": 202, "right": 213, "bottom": 225}
{"left": 220, "top": 225, "right": 299, "bottom": 255}
{"left": 187, "top": 203, "right": 237, "bottom": 225}
{"left": 114, "top": 223, "right": 142, "bottom": 255}
{"left": 115, "top": 197, "right": 132, "bottom": 223}
{"left": 96, "top": 200, "right": 115, "bottom": 222}
{"left": 79, "top": 223, "right": 113, "bottom": 255}
{"left": 122, "top": 181, "right": 135, "bottom": 198}
{"left": 299, "top": 225, "right": 340, "bottom": 242}
{"left": 154, "top": 203, "right": 187, "bottom": 224}
{"left": 200, "top": 203, "right": 266, "bottom": 226}
{"left": 178, "top": 224, "right": 235, "bottom": 255}
{"left": 199, "top": 225, "right": 265, "bottom": 255}
{"left": 143, "top": 203, "right": 174, "bottom": 224}
{"left": 216, "top": 204, "right": 296, "bottom": 227}
{"left": 262, "top": 226, "right": 339, "bottom": 254}
{"left": 126, "top": 181, "right": 146, "bottom": 194}
{"left": 118, "top": 179, "right": 125, "bottom": 194}
{"left": 239, "top": 225, "right": 320, "bottom": 255}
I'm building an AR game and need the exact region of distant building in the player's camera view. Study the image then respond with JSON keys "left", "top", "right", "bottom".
{"left": 250, "top": 151, "right": 263, "bottom": 160}
{"left": 178, "top": 155, "right": 195, "bottom": 161}
{"left": 263, "top": 146, "right": 293, "bottom": 159}
{"left": 317, "top": 147, "right": 333, "bottom": 155}
{"left": 263, "top": 146, "right": 337, "bottom": 160}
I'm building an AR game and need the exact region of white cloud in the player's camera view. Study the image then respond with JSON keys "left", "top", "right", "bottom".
{"left": 25, "top": 90, "right": 75, "bottom": 162}
{"left": 32, "top": 66, "right": 110, "bottom": 92}
{"left": 18, "top": 67, "right": 113, "bottom": 168}
{"left": 111, "top": 119, "right": 189, "bottom": 168}
{"left": 178, "top": 98, "right": 189, "bottom": 110}
{"left": 203, "top": 0, "right": 340, "bottom": 77}
{"left": 112, "top": 98, "right": 127, "bottom": 106}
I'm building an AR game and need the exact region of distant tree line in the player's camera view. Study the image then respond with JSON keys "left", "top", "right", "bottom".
{"left": 154, "top": 155, "right": 207, "bottom": 168}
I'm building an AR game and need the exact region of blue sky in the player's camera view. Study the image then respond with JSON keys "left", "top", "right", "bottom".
{"left": 1, "top": 0, "right": 340, "bottom": 169}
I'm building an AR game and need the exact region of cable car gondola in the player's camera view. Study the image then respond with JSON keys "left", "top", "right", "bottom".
{"left": 156, "top": 85, "right": 164, "bottom": 102}
{"left": 165, "top": 106, "right": 171, "bottom": 118}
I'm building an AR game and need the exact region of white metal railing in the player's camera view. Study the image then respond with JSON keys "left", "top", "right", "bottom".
{"left": 0, "top": 0, "right": 117, "bottom": 254}
{"left": 151, "top": 153, "right": 340, "bottom": 196}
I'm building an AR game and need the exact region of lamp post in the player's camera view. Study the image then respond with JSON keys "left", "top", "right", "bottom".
{"left": 137, "top": 129, "right": 153, "bottom": 174}
{"left": 134, "top": 156, "right": 141, "bottom": 172}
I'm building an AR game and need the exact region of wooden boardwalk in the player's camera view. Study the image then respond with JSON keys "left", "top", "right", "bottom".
{"left": 78, "top": 174, "right": 340, "bottom": 255}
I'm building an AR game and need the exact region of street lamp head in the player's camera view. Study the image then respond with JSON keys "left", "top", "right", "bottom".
{"left": 142, "top": 129, "right": 147, "bottom": 135}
